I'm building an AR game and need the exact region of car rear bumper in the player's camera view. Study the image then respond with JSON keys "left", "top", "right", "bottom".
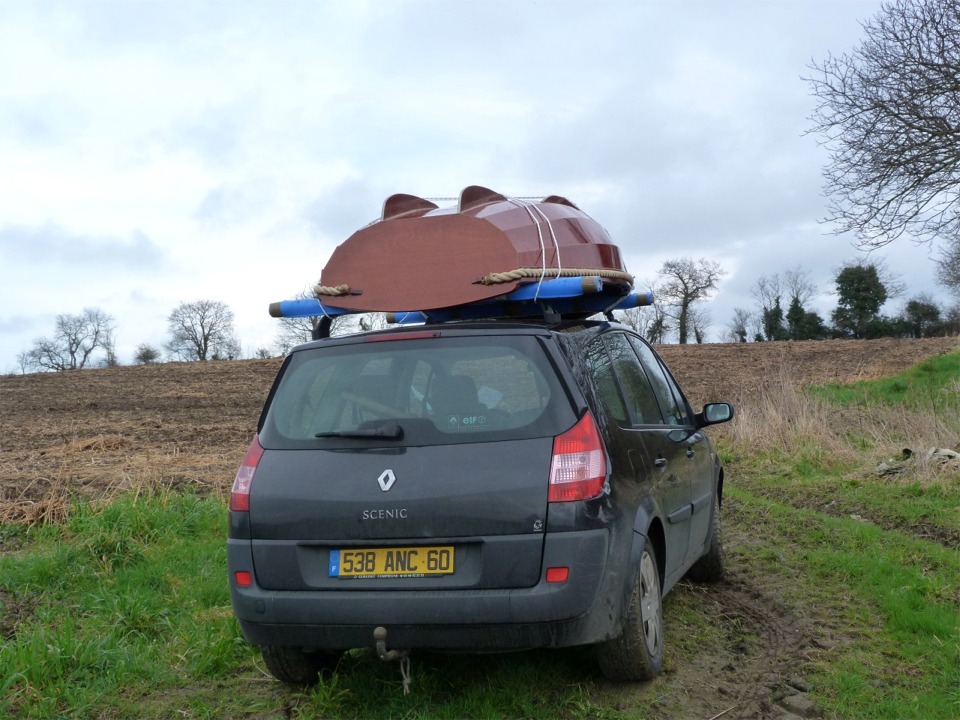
{"left": 236, "top": 616, "right": 602, "bottom": 651}
{"left": 229, "top": 529, "right": 616, "bottom": 650}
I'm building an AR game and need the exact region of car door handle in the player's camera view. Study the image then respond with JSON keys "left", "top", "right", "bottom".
{"left": 654, "top": 457, "right": 667, "bottom": 467}
{"left": 686, "top": 449, "right": 695, "bottom": 458}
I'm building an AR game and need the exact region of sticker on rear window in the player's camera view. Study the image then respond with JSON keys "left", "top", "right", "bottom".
{"left": 446, "top": 414, "right": 489, "bottom": 431}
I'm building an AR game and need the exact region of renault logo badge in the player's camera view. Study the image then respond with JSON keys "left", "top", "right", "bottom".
{"left": 378, "top": 469, "right": 397, "bottom": 492}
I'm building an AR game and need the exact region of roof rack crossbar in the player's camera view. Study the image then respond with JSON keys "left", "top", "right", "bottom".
{"left": 269, "top": 278, "right": 653, "bottom": 327}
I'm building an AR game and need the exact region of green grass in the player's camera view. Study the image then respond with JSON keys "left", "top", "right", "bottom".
{"left": 0, "top": 491, "right": 251, "bottom": 719}
{"left": 811, "top": 349, "right": 960, "bottom": 412}
{"left": 716, "top": 351, "right": 960, "bottom": 719}
{"left": 0, "top": 491, "right": 624, "bottom": 719}
{"left": 7, "top": 480, "right": 954, "bottom": 720}
{"left": 723, "top": 486, "right": 959, "bottom": 720}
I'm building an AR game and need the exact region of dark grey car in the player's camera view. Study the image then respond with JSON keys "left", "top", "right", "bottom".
{"left": 227, "top": 320, "right": 732, "bottom": 683}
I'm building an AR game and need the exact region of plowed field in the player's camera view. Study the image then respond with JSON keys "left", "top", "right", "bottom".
{"left": 2, "top": 336, "right": 956, "bottom": 523}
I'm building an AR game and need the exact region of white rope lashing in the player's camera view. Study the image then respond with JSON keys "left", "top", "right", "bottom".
{"left": 479, "top": 267, "right": 634, "bottom": 285}
{"left": 507, "top": 197, "right": 564, "bottom": 301}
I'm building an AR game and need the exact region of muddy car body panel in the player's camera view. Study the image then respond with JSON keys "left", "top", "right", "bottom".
{"left": 228, "top": 321, "right": 732, "bottom": 679}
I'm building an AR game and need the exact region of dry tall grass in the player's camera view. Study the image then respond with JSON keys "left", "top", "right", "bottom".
{"left": 726, "top": 373, "right": 960, "bottom": 485}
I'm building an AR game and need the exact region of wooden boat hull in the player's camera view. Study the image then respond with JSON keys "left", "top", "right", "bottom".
{"left": 318, "top": 186, "right": 630, "bottom": 312}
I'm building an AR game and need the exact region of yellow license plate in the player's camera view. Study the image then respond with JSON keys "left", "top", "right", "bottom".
{"left": 329, "top": 546, "right": 455, "bottom": 578}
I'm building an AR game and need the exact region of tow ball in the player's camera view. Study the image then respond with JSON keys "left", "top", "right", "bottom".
{"left": 373, "top": 626, "right": 412, "bottom": 694}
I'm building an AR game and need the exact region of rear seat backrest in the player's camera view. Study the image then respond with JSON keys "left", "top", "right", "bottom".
{"left": 431, "top": 374, "right": 483, "bottom": 420}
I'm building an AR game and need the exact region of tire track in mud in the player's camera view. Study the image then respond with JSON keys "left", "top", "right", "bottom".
{"left": 692, "top": 575, "right": 824, "bottom": 720}
{"left": 599, "top": 556, "right": 831, "bottom": 720}
{"left": 630, "top": 504, "right": 836, "bottom": 720}
{"left": 736, "top": 476, "right": 960, "bottom": 552}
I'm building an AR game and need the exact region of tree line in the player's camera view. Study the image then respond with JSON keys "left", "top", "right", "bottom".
{"left": 16, "top": 300, "right": 245, "bottom": 373}
{"left": 619, "top": 258, "right": 960, "bottom": 344}
{"left": 14, "top": 252, "right": 960, "bottom": 374}
{"left": 618, "top": 256, "right": 959, "bottom": 345}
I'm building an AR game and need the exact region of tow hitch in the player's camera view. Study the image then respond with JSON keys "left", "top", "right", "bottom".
{"left": 373, "top": 626, "right": 412, "bottom": 694}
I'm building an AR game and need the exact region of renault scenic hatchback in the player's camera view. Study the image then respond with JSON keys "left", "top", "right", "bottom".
{"left": 228, "top": 319, "right": 732, "bottom": 684}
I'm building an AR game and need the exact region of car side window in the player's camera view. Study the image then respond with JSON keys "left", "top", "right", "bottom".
{"left": 656, "top": 359, "right": 693, "bottom": 426}
{"left": 604, "top": 333, "right": 665, "bottom": 426}
{"left": 626, "top": 335, "right": 691, "bottom": 426}
{"left": 584, "top": 338, "right": 629, "bottom": 425}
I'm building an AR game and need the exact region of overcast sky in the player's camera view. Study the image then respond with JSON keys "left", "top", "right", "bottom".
{"left": 1, "top": 0, "right": 953, "bottom": 372}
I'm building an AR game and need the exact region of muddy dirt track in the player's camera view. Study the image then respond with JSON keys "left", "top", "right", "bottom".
{"left": 1, "top": 335, "right": 957, "bottom": 719}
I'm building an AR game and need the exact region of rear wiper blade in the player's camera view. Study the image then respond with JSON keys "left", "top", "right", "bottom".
{"left": 315, "top": 422, "right": 403, "bottom": 440}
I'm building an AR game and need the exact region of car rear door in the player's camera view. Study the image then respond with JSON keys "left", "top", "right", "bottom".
{"left": 246, "top": 331, "right": 578, "bottom": 592}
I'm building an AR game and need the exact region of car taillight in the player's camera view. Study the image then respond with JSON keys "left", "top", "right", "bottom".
{"left": 230, "top": 435, "right": 264, "bottom": 512}
{"left": 549, "top": 412, "right": 607, "bottom": 502}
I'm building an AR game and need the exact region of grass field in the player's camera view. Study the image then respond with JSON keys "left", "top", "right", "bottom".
{"left": 1, "top": 350, "right": 957, "bottom": 719}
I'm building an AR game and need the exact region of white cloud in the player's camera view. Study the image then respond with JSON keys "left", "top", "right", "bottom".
{"left": 2, "top": 0, "right": 954, "bottom": 373}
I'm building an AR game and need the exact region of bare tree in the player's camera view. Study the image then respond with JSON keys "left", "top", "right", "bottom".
{"left": 656, "top": 258, "right": 726, "bottom": 344}
{"left": 725, "top": 307, "right": 753, "bottom": 343}
{"left": 274, "top": 288, "right": 324, "bottom": 354}
{"left": 751, "top": 273, "right": 786, "bottom": 341}
{"left": 25, "top": 337, "right": 69, "bottom": 372}
{"left": 751, "top": 273, "right": 782, "bottom": 310}
{"left": 274, "top": 315, "right": 320, "bottom": 354}
{"left": 645, "top": 303, "right": 673, "bottom": 345}
{"left": 24, "top": 308, "right": 116, "bottom": 371}
{"left": 783, "top": 266, "right": 817, "bottom": 307}
{"left": 165, "top": 300, "right": 241, "bottom": 361}
{"left": 15, "top": 351, "right": 30, "bottom": 375}
{"left": 807, "top": 0, "right": 960, "bottom": 248}
{"left": 134, "top": 343, "right": 161, "bottom": 365}
{"left": 614, "top": 306, "right": 650, "bottom": 335}
{"left": 690, "top": 306, "right": 711, "bottom": 344}
{"left": 345, "top": 313, "right": 389, "bottom": 335}
{"left": 943, "top": 302, "right": 960, "bottom": 333}
{"left": 100, "top": 336, "right": 120, "bottom": 367}
{"left": 937, "top": 237, "right": 960, "bottom": 295}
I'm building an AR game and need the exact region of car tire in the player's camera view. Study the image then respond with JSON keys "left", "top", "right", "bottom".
{"left": 686, "top": 494, "right": 724, "bottom": 583}
{"left": 260, "top": 645, "right": 341, "bottom": 685}
{"left": 596, "top": 538, "right": 664, "bottom": 681}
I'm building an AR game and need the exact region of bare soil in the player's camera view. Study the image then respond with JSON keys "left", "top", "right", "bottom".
{"left": 1, "top": 336, "right": 957, "bottom": 718}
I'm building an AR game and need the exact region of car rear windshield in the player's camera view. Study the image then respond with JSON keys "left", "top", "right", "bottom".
{"left": 260, "top": 334, "right": 578, "bottom": 448}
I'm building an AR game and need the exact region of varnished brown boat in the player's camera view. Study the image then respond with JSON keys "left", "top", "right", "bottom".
{"left": 316, "top": 185, "right": 632, "bottom": 313}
